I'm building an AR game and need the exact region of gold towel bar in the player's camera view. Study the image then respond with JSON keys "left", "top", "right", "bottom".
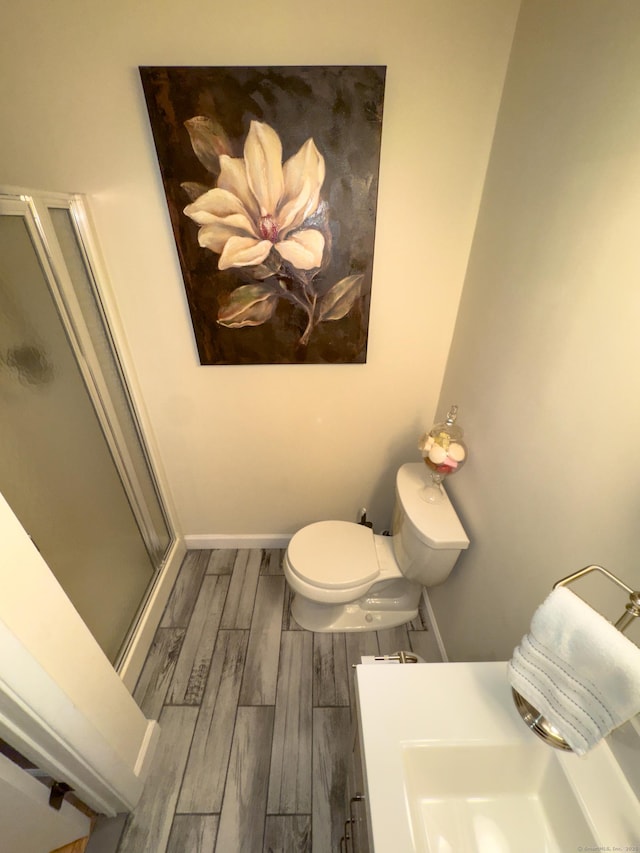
{"left": 513, "top": 564, "right": 640, "bottom": 751}
{"left": 553, "top": 564, "right": 640, "bottom": 634}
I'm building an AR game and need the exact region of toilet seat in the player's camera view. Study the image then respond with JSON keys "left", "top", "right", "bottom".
{"left": 286, "top": 520, "right": 380, "bottom": 589}
{"left": 283, "top": 463, "right": 469, "bottom": 633}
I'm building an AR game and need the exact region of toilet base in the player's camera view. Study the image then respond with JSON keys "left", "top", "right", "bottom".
{"left": 291, "top": 594, "right": 419, "bottom": 633}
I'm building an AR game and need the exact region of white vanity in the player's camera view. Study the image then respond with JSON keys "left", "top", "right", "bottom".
{"left": 344, "top": 661, "right": 640, "bottom": 852}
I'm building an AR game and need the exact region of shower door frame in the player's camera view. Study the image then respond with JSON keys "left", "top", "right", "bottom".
{"left": 0, "top": 187, "right": 186, "bottom": 688}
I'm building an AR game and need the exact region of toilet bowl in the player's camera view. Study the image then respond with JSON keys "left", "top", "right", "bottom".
{"left": 283, "top": 462, "right": 470, "bottom": 632}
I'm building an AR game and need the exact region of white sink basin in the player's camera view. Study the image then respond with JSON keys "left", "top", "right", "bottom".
{"left": 402, "top": 743, "right": 597, "bottom": 852}
{"left": 355, "top": 662, "right": 640, "bottom": 852}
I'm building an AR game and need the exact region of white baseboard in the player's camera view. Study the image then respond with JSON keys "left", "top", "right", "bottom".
{"left": 117, "top": 537, "right": 187, "bottom": 692}
{"left": 184, "top": 533, "right": 292, "bottom": 549}
{"left": 133, "top": 720, "right": 161, "bottom": 782}
{"left": 422, "top": 590, "right": 448, "bottom": 662}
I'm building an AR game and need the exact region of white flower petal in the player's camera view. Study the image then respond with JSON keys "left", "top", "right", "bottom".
{"left": 280, "top": 138, "right": 325, "bottom": 230}
{"left": 275, "top": 229, "right": 325, "bottom": 270}
{"left": 184, "top": 187, "right": 252, "bottom": 225}
{"left": 218, "top": 235, "right": 273, "bottom": 270}
{"left": 217, "top": 155, "right": 260, "bottom": 222}
{"left": 197, "top": 216, "right": 258, "bottom": 254}
{"left": 278, "top": 177, "right": 318, "bottom": 236}
{"left": 244, "top": 121, "right": 284, "bottom": 218}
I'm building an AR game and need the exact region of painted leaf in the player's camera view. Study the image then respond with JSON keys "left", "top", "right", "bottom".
{"left": 317, "top": 274, "right": 363, "bottom": 322}
{"left": 180, "top": 181, "right": 210, "bottom": 202}
{"left": 251, "top": 264, "right": 276, "bottom": 281}
{"left": 218, "top": 284, "right": 278, "bottom": 328}
{"left": 184, "top": 116, "right": 232, "bottom": 176}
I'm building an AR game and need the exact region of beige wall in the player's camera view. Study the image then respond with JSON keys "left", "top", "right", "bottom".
{"left": 3, "top": 0, "right": 639, "bottom": 666}
{"left": 431, "top": 0, "right": 640, "bottom": 660}
{"left": 0, "top": 0, "right": 519, "bottom": 536}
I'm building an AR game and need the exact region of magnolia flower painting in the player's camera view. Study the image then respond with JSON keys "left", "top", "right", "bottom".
{"left": 140, "top": 66, "right": 386, "bottom": 364}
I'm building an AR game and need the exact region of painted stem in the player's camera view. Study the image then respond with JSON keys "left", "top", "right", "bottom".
{"left": 299, "top": 294, "right": 317, "bottom": 347}
{"left": 277, "top": 274, "right": 317, "bottom": 345}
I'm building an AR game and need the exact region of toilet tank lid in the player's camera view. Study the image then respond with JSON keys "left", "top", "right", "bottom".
{"left": 396, "top": 463, "right": 470, "bottom": 550}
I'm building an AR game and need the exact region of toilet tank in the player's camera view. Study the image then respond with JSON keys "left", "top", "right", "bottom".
{"left": 392, "top": 463, "right": 470, "bottom": 586}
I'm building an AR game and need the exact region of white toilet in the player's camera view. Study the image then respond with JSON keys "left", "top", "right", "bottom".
{"left": 283, "top": 462, "right": 470, "bottom": 632}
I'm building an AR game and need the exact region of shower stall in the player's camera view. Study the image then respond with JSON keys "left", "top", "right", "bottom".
{"left": 0, "top": 188, "right": 181, "bottom": 672}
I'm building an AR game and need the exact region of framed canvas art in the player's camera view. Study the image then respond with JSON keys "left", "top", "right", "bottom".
{"left": 140, "top": 66, "right": 386, "bottom": 365}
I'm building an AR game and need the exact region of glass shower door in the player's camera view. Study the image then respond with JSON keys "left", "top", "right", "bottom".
{"left": 0, "top": 192, "right": 173, "bottom": 665}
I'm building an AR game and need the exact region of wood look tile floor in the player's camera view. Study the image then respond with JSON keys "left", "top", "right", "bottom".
{"left": 114, "top": 548, "right": 442, "bottom": 853}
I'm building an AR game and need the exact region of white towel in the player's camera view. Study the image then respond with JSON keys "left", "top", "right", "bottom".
{"left": 508, "top": 586, "right": 640, "bottom": 755}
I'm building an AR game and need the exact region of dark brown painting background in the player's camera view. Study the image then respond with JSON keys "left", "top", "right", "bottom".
{"left": 139, "top": 66, "right": 386, "bottom": 365}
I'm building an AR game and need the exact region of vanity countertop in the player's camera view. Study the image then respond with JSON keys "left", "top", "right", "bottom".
{"left": 354, "top": 661, "right": 640, "bottom": 851}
